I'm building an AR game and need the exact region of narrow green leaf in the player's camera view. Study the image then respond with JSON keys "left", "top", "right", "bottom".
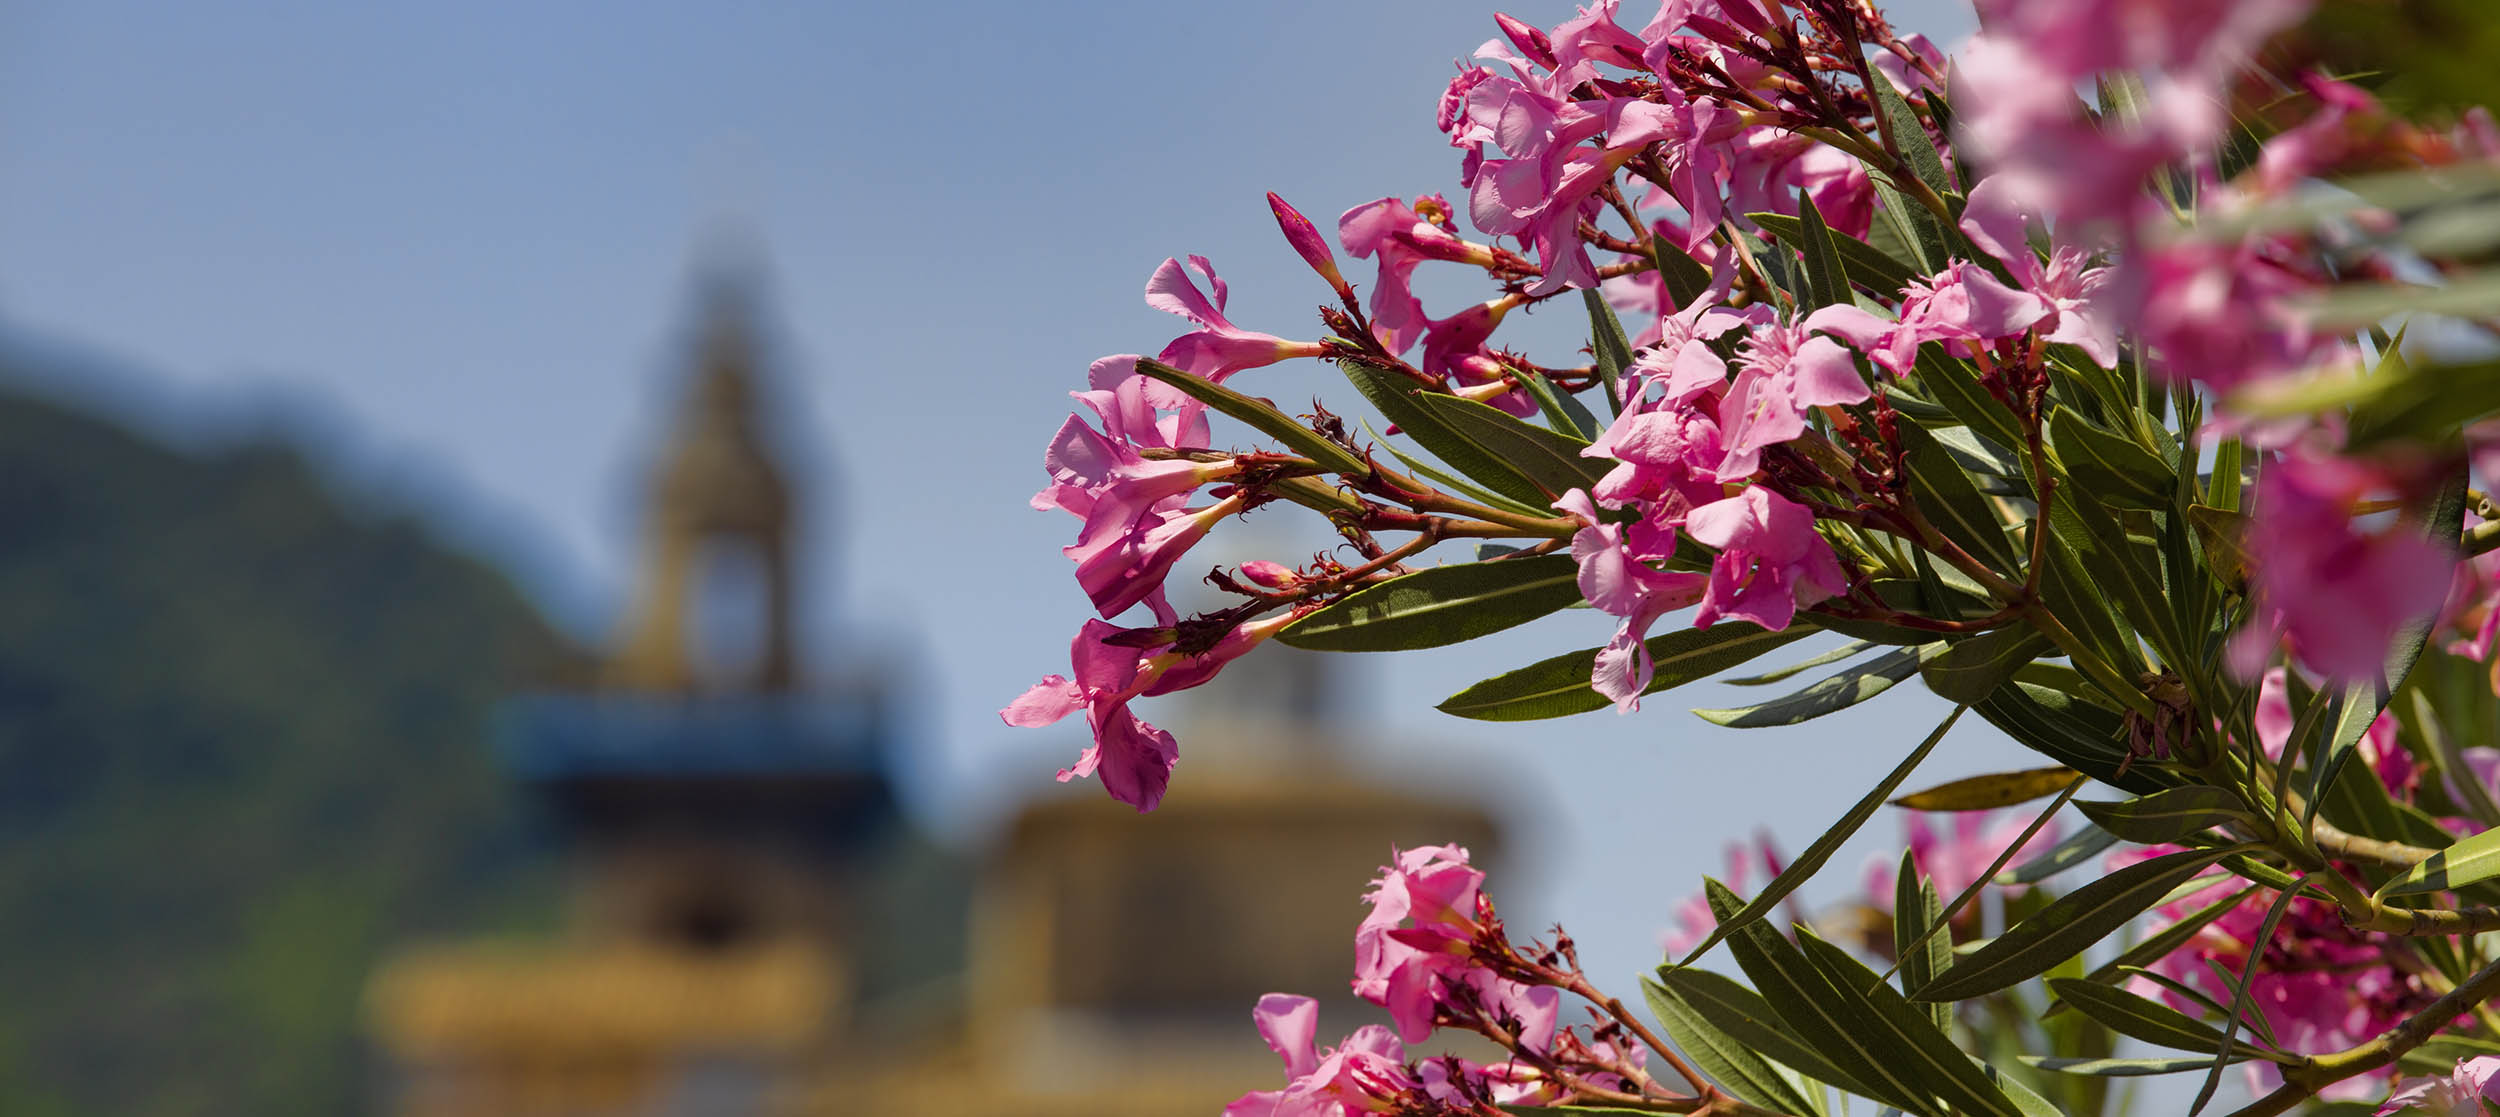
{"left": 1134, "top": 356, "right": 1368, "bottom": 475}
{"left": 1374, "top": 430, "right": 1550, "bottom": 519}
{"left": 1796, "top": 930, "right": 2023, "bottom": 1117}
{"left": 2074, "top": 788, "right": 2261, "bottom": 845}
{"left": 1649, "top": 239, "right": 1715, "bottom": 314}
{"left": 1867, "top": 79, "right": 1955, "bottom": 265}
{"left": 1643, "top": 976, "right": 1829, "bottom": 1116}
{"left": 1693, "top": 644, "right": 1936, "bottom": 728}
{"left": 1342, "top": 362, "right": 1549, "bottom": 506}
{"left": 2020, "top": 1055, "right": 2252, "bottom": 1078}
{"left": 1898, "top": 422, "right": 2023, "bottom": 572}
{"left": 2377, "top": 824, "right": 2500, "bottom": 897}
{"left": 1280, "top": 554, "right": 1581, "bottom": 652}
{"left": 1975, "top": 682, "right": 2170, "bottom": 794}
{"left": 1415, "top": 392, "right": 1610, "bottom": 499}
{"left": 2050, "top": 408, "right": 2175, "bottom": 510}
{"left": 1646, "top": 968, "right": 1868, "bottom": 1101}
{"left": 1708, "top": 883, "right": 1944, "bottom": 1115}
{"left": 1869, "top": 180, "right": 1936, "bottom": 273}
{"left": 1920, "top": 626, "right": 2052, "bottom": 705}
{"left": 1678, "top": 707, "right": 1966, "bottom": 965}
{"left": 2046, "top": 979, "right": 2289, "bottom": 1061}
{"left": 1724, "top": 639, "right": 1878, "bottom": 685}
{"left": 1751, "top": 212, "right": 1918, "bottom": 294}
{"left": 1895, "top": 858, "right": 1954, "bottom": 1033}
{"left": 1518, "top": 367, "right": 1598, "bottom": 441}
{"left": 2000, "top": 825, "right": 2122, "bottom": 885}
{"left": 2187, "top": 504, "right": 2251, "bottom": 592}
{"left": 1892, "top": 776, "right": 2084, "bottom": 982}
{"left": 1789, "top": 191, "right": 1852, "bottom": 308}
{"left": 1583, "top": 288, "right": 1636, "bottom": 418}
{"left": 2075, "top": 883, "right": 2263, "bottom": 994}
{"left": 2193, "top": 879, "right": 2308, "bottom": 1114}
{"left": 1893, "top": 765, "right": 2082, "bottom": 812}
{"left": 1438, "top": 622, "right": 1817, "bottom": 721}
{"left": 2207, "top": 439, "right": 2244, "bottom": 511}
{"left": 1915, "top": 847, "right": 2247, "bottom": 1001}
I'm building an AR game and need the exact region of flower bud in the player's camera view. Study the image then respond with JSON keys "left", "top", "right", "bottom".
{"left": 1492, "top": 13, "right": 1557, "bottom": 70}
{"left": 1238, "top": 560, "right": 1301, "bottom": 589}
{"left": 1267, "top": 192, "right": 1353, "bottom": 299}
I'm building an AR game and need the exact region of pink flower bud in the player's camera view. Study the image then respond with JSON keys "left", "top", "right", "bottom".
{"left": 1238, "top": 560, "right": 1301, "bottom": 589}
{"left": 1267, "top": 192, "right": 1352, "bottom": 299}
{"left": 1492, "top": 12, "right": 1557, "bottom": 69}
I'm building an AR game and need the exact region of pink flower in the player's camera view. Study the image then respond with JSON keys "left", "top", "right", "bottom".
{"left": 1339, "top": 195, "right": 1495, "bottom": 354}
{"left": 1684, "top": 486, "right": 1849, "bottom": 632}
{"left": 1353, "top": 845, "right": 1559, "bottom": 1046}
{"left": 1557, "top": 489, "right": 1710, "bottom": 711}
{"left": 1146, "top": 256, "right": 1325, "bottom": 382}
{"left": 1268, "top": 192, "right": 1352, "bottom": 299}
{"left": 1714, "top": 310, "right": 1872, "bottom": 481}
{"left": 2228, "top": 452, "right": 2455, "bottom": 683}
{"left": 2379, "top": 1056, "right": 2500, "bottom": 1116}
{"left": 2131, "top": 233, "right": 2343, "bottom": 396}
{"left": 1070, "top": 490, "right": 1248, "bottom": 620}
{"left": 1226, "top": 995, "right": 1418, "bottom": 1117}
{"left": 1002, "top": 613, "right": 1293, "bottom": 811}
{"left": 1958, "top": 176, "right": 2119, "bottom": 367}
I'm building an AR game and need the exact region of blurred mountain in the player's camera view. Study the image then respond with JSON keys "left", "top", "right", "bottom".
{"left": 0, "top": 353, "right": 584, "bottom": 1115}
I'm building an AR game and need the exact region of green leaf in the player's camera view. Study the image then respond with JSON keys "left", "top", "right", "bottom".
{"left": 2000, "top": 825, "right": 2122, "bottom": 885}
{"left": 1341, "top": 362, "right": 1550, "bottom": 507}
{"left": 1751, "top": 212, "right": 1919, "bottom": 295}
{"left": 1785, "top": 191, "right": 1852, "bottom": 309}
{"left": 2074, "top": 788, "right": 2261, "bottom": 845}
{"left": 1415, "top": 392, "right": 1610, "bottom": 499}
{"left": 1280, "top": 554, "right": 1581, "bottom": 652}
{"left": 1868, "top": 80, "right": 1955, "bottom": 265}
{"left": 1643, "top": 976, "right": 1829, "bottom": 1116}
{"left": 1649, "top": 239, "right": 1716, "bottom": 314}
{"left": 1915, "top": 847, "right": 2246, "bottom": 1001}
{"left": 1584, "top": 288, "right": 1636, "bottom": 419}
{"left": 1646, "top": 968, "right": 1867, "bottom": 1102}
{"left": 1920, "top": 626, "right": 2052, "bottom": 705}
{"left": 2377, "top": 823, "right": 2500, "bottom": 897}
{"left": 1438, "top": 622, "right": 1817, "bottom": 721}
{"left": 2052, "top": 493, "right": 2186, "bottom": 670}
{"left": 2187, "top": 504, "right": 2251, "bottom": 592}
{"left": 2050, "top": 407, "right": 2175, "bottom": 510}
{"left": 1893, "top": 765, "right": 2082, "bottom": 812}
{"left": 1678, "top": 707, "right": 1966, "bottom": 965}
{"left": 2074, "top": 883, "right": 2262, "bottom": 995}
{"left": 1895, "top": 857, "right": 1954, "bottom": 1034}
{"left": 2193, "top": 879, "right": 2307, "bottom": 1114}
{"left": 1693, "top": 644, "right": 1936, "bottom": 728}
{"left": 1707, "top": 884, "right": 1948, "bottom": 1115}
{"left": 1724, "top": 639, "right": 1879, "bottom": 685}
{"left": 1373, "top": 429, "right": 1551, "bottom": 519}
{"left": 2397, "top": 1036, "right": 2500, "bottom": 1076}
{"left": 1795, "top": 930, "right": 2023, "bottom": 1117}
{"left": 1975, "top": 682, "right": 2169, "bottom": 794}
{"left": 2207, "top": 439, "right": 2245, "bottom": 511}
{"left": 2046, "top": 979, "right": 2290, "bottom": 1061}
{"left": 1518, "top": 367, "right": 1598, "bottom": 441}
{"left": 1133, "top": 356, "right": 1369, "bottom": 475}
{"left": 2020, "top": 1055, "right": 2253, "bottom": 1078}
{"left": 1897, "top": 421, "right": 2023, "bottom": 572}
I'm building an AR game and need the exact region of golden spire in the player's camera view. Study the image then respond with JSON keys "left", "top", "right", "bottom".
{"left": 605, "top": 264, "right": 798, "bottom": 694}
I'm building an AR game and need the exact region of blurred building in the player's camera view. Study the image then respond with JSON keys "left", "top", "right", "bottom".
{"left": 365, "top": 263, "right": 1504, "bottom": 1116}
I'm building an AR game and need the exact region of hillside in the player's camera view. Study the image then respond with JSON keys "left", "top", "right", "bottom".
{"left": 0, "top": 377, "right": 578, "bottom": 1115}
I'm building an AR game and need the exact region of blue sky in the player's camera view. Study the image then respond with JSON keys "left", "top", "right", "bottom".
{"left": 0, "top": 0, "right": 2149, "bottom": 1033}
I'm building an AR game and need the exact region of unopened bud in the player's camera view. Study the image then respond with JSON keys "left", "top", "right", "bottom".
{"left": 1238, "top": 560, "right": 1302, "bottom": 589}
{"left": 1267, "top": 192, "right": 1353, "bottom": 299}
{"left": 1492, "top": 12, "right": 1557, "bottom": 70}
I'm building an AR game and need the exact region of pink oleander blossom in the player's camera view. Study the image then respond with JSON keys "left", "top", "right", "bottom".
{"left": 1557, "top": 489, "right": 1710, "bottom": 711}
{"left": 1958, "top": 176, "right": 2119, "bottom": 368}
{"left": 2130, "top": 861, "right": 2433, "bottom": 1101}
{"left": 2229, "top": 452, "right": 2456, "bottom": 683}
{"left": 1146, "top": 255, "right": 1326, "bottom": 382}
{"left": 2379, "top": 1056, "right": 2500, "bottom": 1116}
{"left": 1684, "top": 486, "right": 1849, "bottom": 631}
{"left": 1002, "top": 613, "right": 1294, "bottom": 811}
{"left": 1226, "top": 995, "right": 1418, "bottom": 1117}
{"left": 1714, "top": 309, "right": 1873, "bottom": 480}
{"left": 1339, "top": 195, "right": 1495, "bottom": 354}
{"left": 1353, "top": 844, "right": 1560, "bottom": 1046}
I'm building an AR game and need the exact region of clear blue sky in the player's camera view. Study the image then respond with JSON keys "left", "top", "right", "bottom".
{"left": 0, "top": 0, "right": 2157, "bottom": 1042}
